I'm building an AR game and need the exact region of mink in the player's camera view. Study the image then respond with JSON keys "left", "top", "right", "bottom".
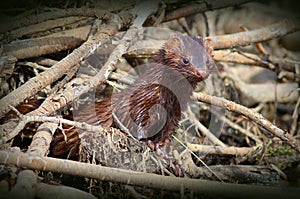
{"left": 9, "top": 35, "right": 214, "bottom": 175}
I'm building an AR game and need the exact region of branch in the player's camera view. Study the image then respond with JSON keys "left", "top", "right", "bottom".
{"left": 209, "top": 17, "right": 300, "bottom": 49}
{"left": 126, "top": 17, "right": 300, "bottom": 55}
{"left": 163, "top": 0, "right": 251, "bottom": 22}
{"left": 192, "top": 92, "right": 300, "bottom": 153}
{"left": 0, "top": 150, "right": 299, "bottom": 199}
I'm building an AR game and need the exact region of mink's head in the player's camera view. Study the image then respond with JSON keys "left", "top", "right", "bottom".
{"left": 153, "top": 35, "right": 214, "bottom": 84}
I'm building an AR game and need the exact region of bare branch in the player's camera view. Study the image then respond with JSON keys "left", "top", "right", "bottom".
{"left": 192, "top": 92, "right": 300, "bottom": 153}
{"left": 0, "top": 150, "right": 299, "bottom": 199}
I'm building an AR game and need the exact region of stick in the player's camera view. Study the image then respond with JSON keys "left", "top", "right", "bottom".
{"left": 0, "top": 150, "right": 299, "bottom": 199}
{"left": 192, "top": 92, "right": 300, "bottom": 153}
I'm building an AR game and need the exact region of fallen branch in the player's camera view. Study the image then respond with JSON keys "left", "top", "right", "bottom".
{"left": 0, "top": 150, "right": 299, "bottom": 199}
{"left": 192, "top": 92, "right": 300, "bottom": 153}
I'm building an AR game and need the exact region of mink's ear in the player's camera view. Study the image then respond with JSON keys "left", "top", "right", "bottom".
{"left": 165, "top": 36, "right": 182, "bottom": 52}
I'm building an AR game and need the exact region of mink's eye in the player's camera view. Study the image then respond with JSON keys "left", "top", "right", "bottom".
{"left": 181, "top": 57, "right": 190, "bottom": 66}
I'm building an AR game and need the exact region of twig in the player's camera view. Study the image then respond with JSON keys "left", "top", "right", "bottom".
{"left": 213, "top": 50, "right": 299, "bottom": 73}
{"left": 232, "top": 48, "right": 276, "bottom": 70}
{"left": 176, "top": 18, "right": 192, "bottom": 35}
{"left": 202, "top": 12, "right": 210, "bottom": 37}
{"left": 50, "top": 63, "right": 81, "bottom": 95}
{"left": 18, "top": 61, "right": 49, "bottom": 71}
{"left": 290, "top": 97, "right": 300, "bottom": 136}
{"left": 172, "top": 135, "right": 224, "bottom": 182}
{"left": 192, "top": 92, "right": 300, "bottom": 153}
{"left": 209, "top": 107, "right": 262, "bottom": 144}
{"left": 221, "top": 65, "right": 298, "bottom": 106}
{"left": 0, "top": 150, "right": 299, "bottom": 199}
{"left": 187, "top": 107, "right": 226, "bottom": 147}
{"left": 3, "top": 105, "right": 104, "bottom": 142}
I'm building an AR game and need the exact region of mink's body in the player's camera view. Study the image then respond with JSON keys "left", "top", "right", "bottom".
{"left": 9, "top": 35, "right": 214, "bottom": 175}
